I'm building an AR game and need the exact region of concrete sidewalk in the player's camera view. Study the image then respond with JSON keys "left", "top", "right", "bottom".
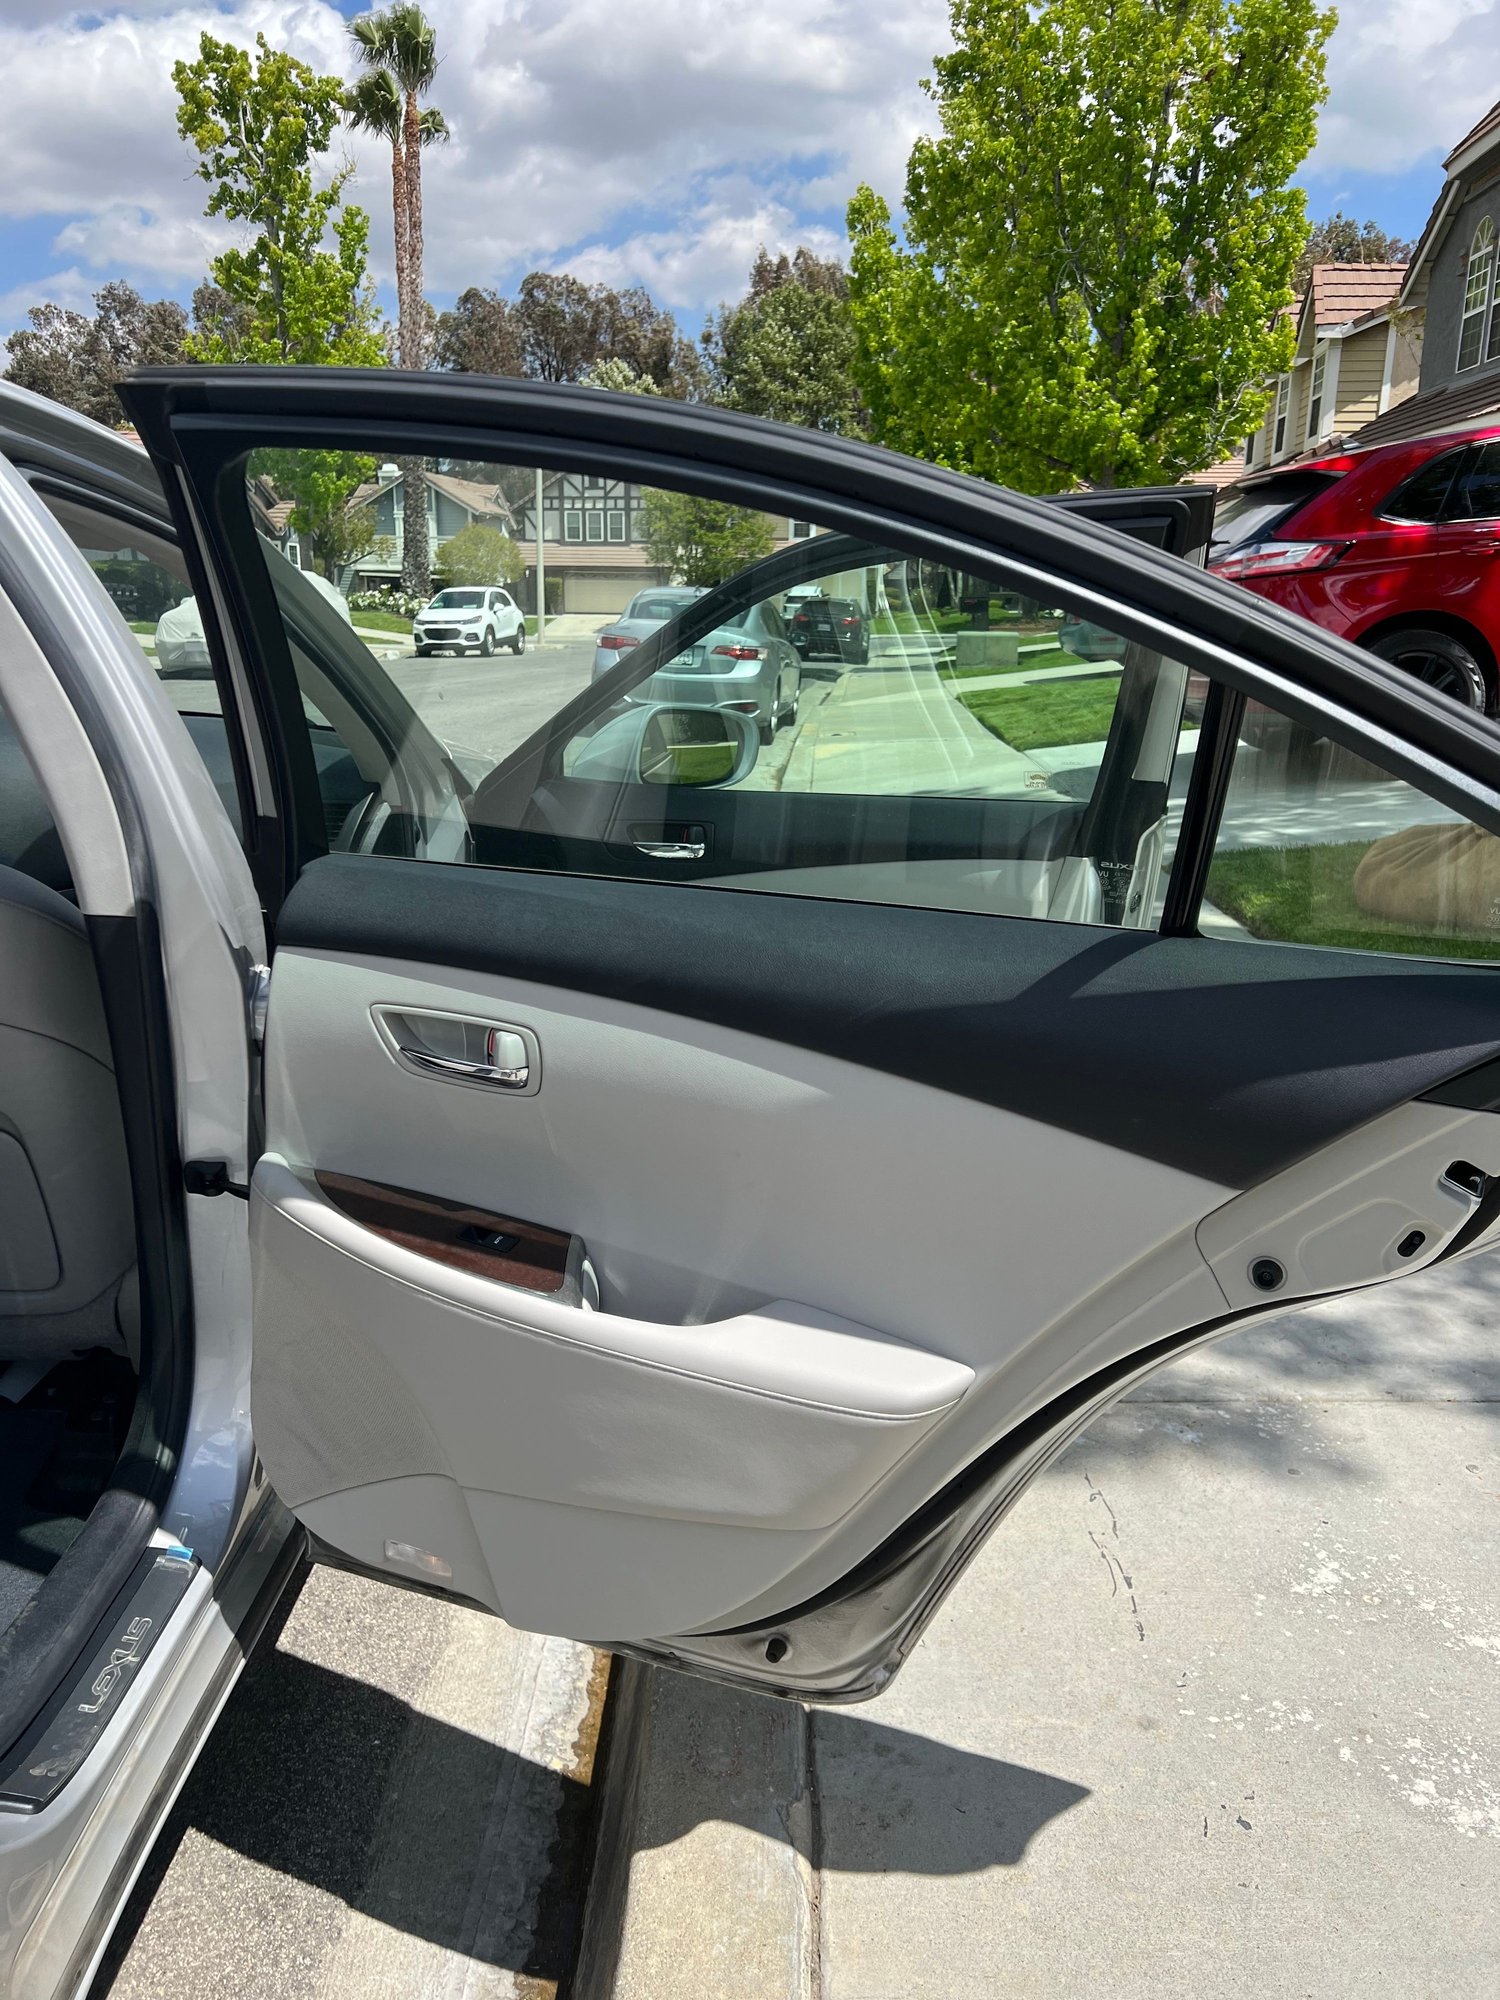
{"left": 587, "top": 1256, "right": 1500, "bottom": 1999}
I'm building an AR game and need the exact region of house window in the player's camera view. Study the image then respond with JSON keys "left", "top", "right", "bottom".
{"left": 1245, "top": 433, "right": 1256, "bottom": 469}
{"left": 563, "top": 509, "right": 583, "bottom": 541}
{"left": 1458, "top": 217, "right": 1496, "bottom": 371}
{"left": 586, "top": 511, "right": 605, "bottom": 542}
{"left": 606, "top": 511, "right": 626, "bottom": 542}
{"left": 1271, "top": 375, "right": 1290, "bottom": 455}
{"left": 790, "top": 519, "right": 815, "bottom": 539}
{"left": 584, "top": 476, "right": 605, "bottom": 490}
{"left": 1305, "top": 347, "right": 1328, "bottom": 442}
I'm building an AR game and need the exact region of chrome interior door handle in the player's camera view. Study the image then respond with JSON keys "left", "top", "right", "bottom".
{"left": 398, "top": 1046, "right": 531, "bottom": 1089}
{"left": 632, "top": 823, "right": 707, "bottom": 861}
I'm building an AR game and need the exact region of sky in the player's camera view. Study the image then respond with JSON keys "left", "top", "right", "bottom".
{"left": 0, "top": 0, "right": 1496, "bottom": 343}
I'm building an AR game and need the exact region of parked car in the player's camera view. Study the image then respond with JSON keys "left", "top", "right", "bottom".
{"left": 413, "top": 584, "right": 525, "bottom": 657}
{"left": 638, "top": 598, "right": 802, "bottom": 740}
{"left": 789, "top": 595, "right": 869, "bottom": 664}
{"left": 591, "top": 585, "right": 706, "bottom": 678}
{"left": 1057, "top": 617, "right": 1129, "bottom": 663}
{"left": 6, "top": 372, "right": 1500, "bottom": 1996}
{"left": 156, "top": 571, "right": 352, "bottom": 676}
{"left": 1210, "top": 423, "right": 1500, "bottom": 713}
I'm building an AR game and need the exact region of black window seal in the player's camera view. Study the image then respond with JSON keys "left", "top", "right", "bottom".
{"left": 1158, "top": 680, "right": 1246, "bottom": 936}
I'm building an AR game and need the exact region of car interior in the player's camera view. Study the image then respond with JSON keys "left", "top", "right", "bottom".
{"left": 0, "top": 710, "right": 138, "bottom": 1650}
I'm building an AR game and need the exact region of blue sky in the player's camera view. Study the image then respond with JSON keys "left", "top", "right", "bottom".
{"left": 0, "top": 0, "right": 1495, "bottom": 342}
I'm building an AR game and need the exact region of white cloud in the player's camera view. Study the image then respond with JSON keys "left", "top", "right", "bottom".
{"left": 1304, "top": 0, "right": 1500, "bottom": 177}
{"left": 2, "top": 0, "right": 1492, "bottom": 341}
{"left": 0, "top": 0, "right": 948, "bottom": 332}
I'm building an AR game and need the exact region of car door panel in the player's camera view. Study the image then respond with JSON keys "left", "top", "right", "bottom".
{"left": 117, "top": 368, "right": 1500, "bottom": 1697}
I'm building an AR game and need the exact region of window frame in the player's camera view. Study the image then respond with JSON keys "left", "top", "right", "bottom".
{"left": 1458, "top": 217, "right": 1496, "bottom": 372}
{"left": 117, "top": 372, "right": 1500, "bottom": 928}
{"left": 1271, "top": 375, "right": 1291, "bottom": 456}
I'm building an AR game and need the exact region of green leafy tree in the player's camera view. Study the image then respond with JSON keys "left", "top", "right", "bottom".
{"left": 707, "top": 247, "right": 865, "bottom": 434}
{"left": 433, "top": 521, "right": 524, "bottom": 587}
{"left": 174, "top": 31, "right": 385, "bottom": 368}
{"left": 434, "top": 287, "right": 525, "bottom": 376}
{"left": 4, "top": 281, "right": 188, "bottom": 424}
{"left": 512, "top": 273, "right": 703, "bottom": 395}
{"left": 848, "top": 0, "right": 1334, "bottom": 491}
{"left": 1294, "top": 212, "right": 1414, "bottom": 292}
{"left": 580, "top": 356, "right": 661, "bottom": 395}
{"left": 254, "top": 448, "right": 378, "bottom": 580}
{"left": 347, "top": 6, "right": 449, "bottom": 595}
{"left": 641, "top": 490, "right": 775, "bottom": 587}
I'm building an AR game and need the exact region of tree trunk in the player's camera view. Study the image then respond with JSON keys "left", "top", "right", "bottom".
{"left": 398, "top": 93, "right": 430, "bottom": 597}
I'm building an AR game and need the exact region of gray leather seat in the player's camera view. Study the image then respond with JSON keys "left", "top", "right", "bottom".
{"left": 0, "top": 866, "right": 135, "bottom": 1360}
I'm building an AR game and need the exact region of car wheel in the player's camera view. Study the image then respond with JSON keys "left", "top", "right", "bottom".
{"left": 480, "top": 627, "right": 496, "bottom": 657}
{"left": 1368, "top": 627, "right": 1491, "bottom": 713}
{"left": 415, "top": 645, "right": 432, "bottom": 657}
{"left": 759, "top": 713, "right": 777, "bottom": 745}
{"left": 511, "top": 625, "right": 526, "bottom": 655}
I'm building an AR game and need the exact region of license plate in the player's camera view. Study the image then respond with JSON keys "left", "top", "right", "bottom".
{"left": 667, "top": 646, "right": 703, "bottom": 672}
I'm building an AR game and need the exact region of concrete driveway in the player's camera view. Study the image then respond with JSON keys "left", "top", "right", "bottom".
{"left": 596, "top": 1255, "right": 1500, "bottom": 1999}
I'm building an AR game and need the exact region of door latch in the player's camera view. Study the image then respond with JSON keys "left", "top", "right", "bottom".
{"left": 184, "top": 1160, "right": 250, "bottom": 1200}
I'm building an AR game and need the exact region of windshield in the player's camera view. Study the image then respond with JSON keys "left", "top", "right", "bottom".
{"left": 628, "top": 593, "right": 698, "bottom": 620}
{"left": 428, "top": 589, "right": 486, "bottom": 609}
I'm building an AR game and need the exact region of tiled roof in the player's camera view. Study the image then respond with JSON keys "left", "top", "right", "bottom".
{"left": 1445, "top": 98, "right": 1500, "bottom": 168}
{"left": 1183, "top": 453, "right": 1246, "bottom": 491}
{"left": 347, "top": 470, "right": 512, "bottom": 525}
{"left": 1305, "top": 263, "right": 1406, "bottom": 328}
{"left": 1345, "top": 370, "right": 1500, "bottom": 452}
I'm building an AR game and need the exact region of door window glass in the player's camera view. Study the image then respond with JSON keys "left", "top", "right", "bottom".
{"left": 1202, "top": 707, "right": 1500, "bottom": 961}
{"left": 239, "top": 445, "right": 1206, "bottom": 928}
{"left": 1380, "top": 449, "right": 1467, "bottom": 524}
{"left": 1450, "top": 441, "right": 1500, "bottom": 521}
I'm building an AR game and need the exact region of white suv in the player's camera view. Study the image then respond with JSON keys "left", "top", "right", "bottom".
{"left": 413, "top": 585, "right": 526, "bottom": 657}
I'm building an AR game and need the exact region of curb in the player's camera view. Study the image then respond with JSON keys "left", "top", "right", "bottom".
{"left": 571, "top": 1660, "right": 815, "bottom": 2000}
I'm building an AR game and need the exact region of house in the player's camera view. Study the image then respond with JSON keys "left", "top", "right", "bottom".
{"left": 1243, "top": 263, "right": 1416, "bottom": 472}
{"left": 344, "top": 464, "right": 515, "bottom": 589}
{"left": 511, "top": 472, "right": 824, "bottom": 615}
{"left": 1345, "top": 99, "right": 1500, "bottom": 450}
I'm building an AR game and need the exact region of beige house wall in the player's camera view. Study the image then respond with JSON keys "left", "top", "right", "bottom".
{"left": 1332, "top": 329, "right": 1388, "bottom": 433}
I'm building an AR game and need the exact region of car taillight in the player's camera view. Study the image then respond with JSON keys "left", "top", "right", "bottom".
{"left": 1212, "top": 540, "right": 1352, "bottom": 580}
{"left": 712, "top": 644, "right": 761, "bottom": 660}
{"left": 597, "top": 633, "right": 640, "bottom": 650}
{"left": 727, "top": 701, "right": 759, "bottom": 713}
{"left": 793, "top": 612, "right": 809, "bottom": 625}
{"left": 841, "top": 616, "right": 856, "bottom": 626}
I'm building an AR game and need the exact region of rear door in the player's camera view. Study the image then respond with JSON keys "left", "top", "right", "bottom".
{"left": 123, "top": 369, "right": 1500, "bottom": 1699}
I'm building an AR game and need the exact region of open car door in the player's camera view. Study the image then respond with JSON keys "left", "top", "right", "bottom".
{"left": 122, "top": 368, "right": 1500, "bottom": 1700}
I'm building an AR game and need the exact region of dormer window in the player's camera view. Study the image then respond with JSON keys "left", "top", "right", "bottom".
{"left": 1458, "top": 217, "right": 1496, "bottom": 371}
{"left": 1271, "top": 375, "right": 1290, "bottom": 455}
{"left": 1305, "top": 347, "right": 1328, "bottom": 442}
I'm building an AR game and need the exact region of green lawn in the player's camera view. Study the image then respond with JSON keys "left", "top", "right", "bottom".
{"left": 129, "top": 620, "right": 156, "bottom": 635}
{"left": 871, "top": 608, "right": 971, "bottom": 636}
{"left": 351, "top": 607, "right": 413, "bottom": 634}
{"left": 1206, "top": 841, "right": 1500, "bottom": 961}
{"left": 959, "top": 676, "right": 1120, "bottom": 751}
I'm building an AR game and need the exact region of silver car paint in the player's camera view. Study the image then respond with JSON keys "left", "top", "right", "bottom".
{"left": 0, "top": 409, "right": 282, "bottom": 1998}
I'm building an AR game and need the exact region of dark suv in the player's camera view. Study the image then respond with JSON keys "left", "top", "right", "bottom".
{"left": 1210, "top": 422, "right": 1500, "bottom": 712}
{"left": 789, "top": 595, "right": 869, "bottom": 664}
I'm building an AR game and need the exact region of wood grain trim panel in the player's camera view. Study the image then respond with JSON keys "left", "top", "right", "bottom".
{"left": 315, "top": 1170, "right": 573, "bottom": 1294}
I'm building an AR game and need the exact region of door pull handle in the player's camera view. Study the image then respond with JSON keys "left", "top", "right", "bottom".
{"left": 631, "top": 823, "right": 707, "bottom": 861}
{"left": 398, "top": 1024, "right": 530, "bottom": 1090}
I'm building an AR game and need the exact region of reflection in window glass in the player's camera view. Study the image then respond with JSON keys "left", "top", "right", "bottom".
{"left": 1204, "top": 713, "right": 1500, "bottom": 961}
{"left": 239, "top": 444, "right": 1206, "bottom": 928}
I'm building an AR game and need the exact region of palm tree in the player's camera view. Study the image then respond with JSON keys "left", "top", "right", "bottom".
{"left": 347, "top": 5, "right": 448, "bottom": 594}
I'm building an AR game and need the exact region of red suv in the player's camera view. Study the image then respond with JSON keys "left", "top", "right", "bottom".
{"left": 1210, "top": 423, "right": 1500, "bottom": 712}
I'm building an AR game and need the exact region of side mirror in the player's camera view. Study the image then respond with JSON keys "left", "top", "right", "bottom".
{"left": 637, "top": 706, "right": 759, "bottom": 787}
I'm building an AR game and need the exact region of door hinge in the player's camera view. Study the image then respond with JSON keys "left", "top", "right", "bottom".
{"left": 184, "top": 1159, "right": 250, "bottom": 1200}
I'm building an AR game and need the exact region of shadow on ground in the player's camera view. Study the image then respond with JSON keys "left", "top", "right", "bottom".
{"left": 92, "top": 1582, "right": 591, "bottom": 1991}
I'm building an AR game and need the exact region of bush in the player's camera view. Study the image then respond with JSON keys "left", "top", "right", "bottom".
{"left": 349, "top": 587, "right": 426, "bottom": 618}
{"left": 544, "top": 576, "right": 564, "bottom": 615}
